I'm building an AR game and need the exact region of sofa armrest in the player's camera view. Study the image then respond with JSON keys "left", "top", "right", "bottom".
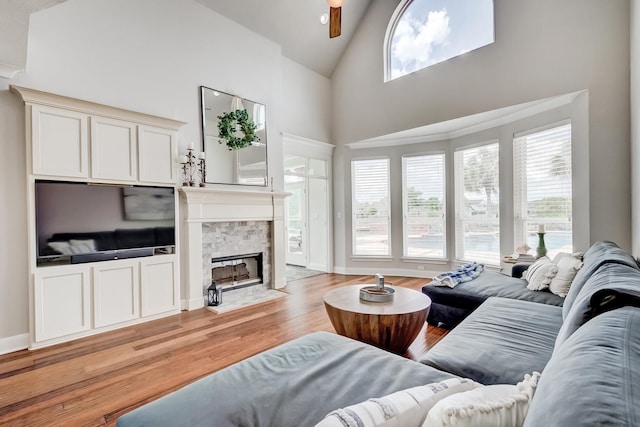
{"left": 511, "top": 263, "right": 531, "bottom": 278}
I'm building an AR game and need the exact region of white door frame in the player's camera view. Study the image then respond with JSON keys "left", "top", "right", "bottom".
{"left": 283, "top": 133, "right": 334, "bottom": 273}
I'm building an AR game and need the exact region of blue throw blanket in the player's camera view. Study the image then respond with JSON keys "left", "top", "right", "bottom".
{"left": 433, "top": 262, "right": 484, "bottom": 288}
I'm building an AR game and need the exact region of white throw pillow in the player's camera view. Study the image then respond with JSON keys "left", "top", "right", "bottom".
{"left": 48, "top": 241, "right": 72, "bottom": 255}
{"left": 524, "top": 257, "right": 557, "bottom": 291}
{"left": 551, "top": 252, "right": 583, "bottom": 264}
{"left": 549, "top": 256, "right": 583, "bottom": 297}
{"left": 422, "top": 372, "right": 540, "bottom": 427}
{"left": 69, "top": 239, "right": 97, "bottom": 254}
{"left": 315, "top": 378, "right": 481, "bottom": 427}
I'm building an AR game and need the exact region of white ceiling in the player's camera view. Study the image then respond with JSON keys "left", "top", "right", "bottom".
{"left": 16, "top": 0, "right": 371, "bottom": 77}
{"left": 194, "top": 0, "right": 373, "bottom": 77}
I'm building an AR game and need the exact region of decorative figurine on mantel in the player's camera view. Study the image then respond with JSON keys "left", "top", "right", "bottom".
{"left": 536, "top": 224, "right": 547, "bottom": 258}
{"left": 180, "top": 142, "right": 206, "bottom": 187}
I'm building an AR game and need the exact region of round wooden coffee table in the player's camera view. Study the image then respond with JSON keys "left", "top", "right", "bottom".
{"left": 323, "top": 285, "right": 431, "bottom": 354}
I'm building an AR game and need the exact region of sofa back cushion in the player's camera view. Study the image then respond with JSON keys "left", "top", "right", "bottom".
{"left": 562, "top": 241, "right": 639, "bottom": 320}
{"left": 524, "top": 307, "right": 640, "bottom": 427}
{"left": 555, "top": 263, "right": 640, "bottom": 348}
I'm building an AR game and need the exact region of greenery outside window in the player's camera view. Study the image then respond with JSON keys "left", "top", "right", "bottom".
{"left": 402, "top": 153, "right": 446, "bottom": 259}
{"left": 352, "top": 158, "right": 391, "bottom": 257}
{"left": 514, "top": 123, "right": 572, "bottom": 258}
{"left": 454, "top": 142, "right": 500, "bottom": 265}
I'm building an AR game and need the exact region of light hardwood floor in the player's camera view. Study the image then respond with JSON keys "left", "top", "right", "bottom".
{"left": 0, "top": 273, "right": 445, "bottom": 426}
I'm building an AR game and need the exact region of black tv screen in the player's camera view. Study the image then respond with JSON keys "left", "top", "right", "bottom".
{"left": 35, "top": 180, "right": 176, "bottom": 265}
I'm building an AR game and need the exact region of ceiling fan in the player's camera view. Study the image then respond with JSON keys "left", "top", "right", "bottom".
{"left": 327, "top": 0, "right": 344, "bottom": 38}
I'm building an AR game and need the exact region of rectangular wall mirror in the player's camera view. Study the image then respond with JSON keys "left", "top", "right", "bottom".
{"left": 200, "top": 86, "right": 268, "bottom": 186}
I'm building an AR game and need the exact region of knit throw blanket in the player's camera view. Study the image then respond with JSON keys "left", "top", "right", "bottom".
{"left": 433, "top": 262, "right": 484, "bottom": 288}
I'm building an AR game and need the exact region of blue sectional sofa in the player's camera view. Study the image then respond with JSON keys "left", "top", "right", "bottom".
{"left": 117, "top": 241, "right": 640, "bottom": 427}
{"left": 421, "top": 240, "right": 639, "bottom": 328}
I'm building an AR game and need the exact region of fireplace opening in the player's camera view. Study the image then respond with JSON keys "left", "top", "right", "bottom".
{"left": 210, "top": 252, "right": 264, "bottom": 293}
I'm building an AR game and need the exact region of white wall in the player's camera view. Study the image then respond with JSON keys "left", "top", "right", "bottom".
{"left": 632, "top": 0, "right": 640, "bottom": 257}
{"left": 280, "top": 57, "right": 331, "bottom": 143}
{"left": 332, "top": 0, "right": 631, "bottom": 272}
{"left": 0, "top": 0, "right": 329, "bottom": 348}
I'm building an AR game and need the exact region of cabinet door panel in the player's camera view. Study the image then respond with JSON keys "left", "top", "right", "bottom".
{"left": 34, "top": 268, "right": 91, "bottom": 342}
{"left": 93, "top": 262, "right": 139, "bottom": 327}
{"left": 138, "top": 126, "right": 177, "bottom": 184}
{"left": 32, "top": 105, "right": 88, "bottom": 177}
{"left": 141, "top": 258, "right": 179, "bottom": 316}
{"left": 91, "top": 116, "right": 137, "bottom": 181}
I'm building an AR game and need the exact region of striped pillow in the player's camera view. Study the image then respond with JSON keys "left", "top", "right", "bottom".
{"left": 524, "top": 257, "right": 558, "bottom": 291}
{"left": 315, "top": 378, "right": 480, "bottom": 427}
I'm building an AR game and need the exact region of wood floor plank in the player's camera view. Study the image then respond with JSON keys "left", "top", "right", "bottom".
{"left": 0, "top": 274, "right": 443, "bottom": 426}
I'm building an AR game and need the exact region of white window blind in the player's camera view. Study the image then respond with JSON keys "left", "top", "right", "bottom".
{"left": 352, "top": 159, "right": 391, "bottom": 256}
{"left": 402, "top": 154, "right": 446, "bottom": 258}
{"left": 454, "top": 143, "right": 500, "bottom": 265}
{"left": 514, "top": 123, "right": 572, "bottom": 258}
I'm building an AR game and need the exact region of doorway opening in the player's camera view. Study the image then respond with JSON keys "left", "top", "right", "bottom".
{"left": 284, "top": 155, "right": 330, "bottom": 275}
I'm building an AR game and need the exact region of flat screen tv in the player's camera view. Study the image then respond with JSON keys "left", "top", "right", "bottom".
{"left": 35, "top": 180, "right": 176, "bottom": 265}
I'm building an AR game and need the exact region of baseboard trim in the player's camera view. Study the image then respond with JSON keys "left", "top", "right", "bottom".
{"left": 182, "top": 297, "right": 205, "bottom": 311}
{"left": 0, "top": 333, "right": 29, "bottom": 355}
{"left": 332, "top": 267, "right": 441, "bottom": 279}
{"left": 307, "top": 263, "right": 328, "bottom": 272}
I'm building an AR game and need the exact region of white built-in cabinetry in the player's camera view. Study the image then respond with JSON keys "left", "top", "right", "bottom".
{"left": 11, "top": 85, "right": 185, "bottom": 349}
{"left": 30, "top": 103, "right": 177, "bottom": 185}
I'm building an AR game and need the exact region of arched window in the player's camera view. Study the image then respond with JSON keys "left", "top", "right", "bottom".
{"left": 384, "top": 0, "right": 495, "bottom": 82}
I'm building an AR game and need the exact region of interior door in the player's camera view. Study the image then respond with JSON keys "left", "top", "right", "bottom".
{"left": 285, "top": 177, "right": 306, "bottom": 266}
{"left": 308, "top": 177, "right": 329, "bottom": 271}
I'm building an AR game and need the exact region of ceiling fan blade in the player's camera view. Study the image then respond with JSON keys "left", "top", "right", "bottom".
{"left": 330, "top": 6, "right": 341, "bottom": 38}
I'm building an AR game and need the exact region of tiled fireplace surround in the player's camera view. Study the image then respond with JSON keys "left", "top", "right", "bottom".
{"left": 179, "top": 187, "right": 288, "bottom": 310}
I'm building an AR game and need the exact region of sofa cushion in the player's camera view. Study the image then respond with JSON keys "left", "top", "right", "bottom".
{"left": 423, "top": 271, "right": 564, "bottom": 328}
{"left": 116, "top": 332, "right": 456, "bottom": 427}
{"left": 420, "top": 297, "right": 563, "bottom": 385}
{"left": 523, "top": 306, "right": 640, "bottom": 427}
{"left": 423, "top": 271, "right": 564, "bottom": 310}
{"left": 562, "top": 241, "right": 639, "bottom": 320}
{"left": 555, "top": 263, "right": 640, "bottom": 348}
{"left": 114, "top": 228, "right": 156, "bottom": 249}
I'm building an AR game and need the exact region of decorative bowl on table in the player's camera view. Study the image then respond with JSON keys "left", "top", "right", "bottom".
{"left": 359, "top": 285, "right": 395, "bottom": 303}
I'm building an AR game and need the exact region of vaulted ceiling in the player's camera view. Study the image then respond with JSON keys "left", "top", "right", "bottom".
{"left": 2, "top": 0, "right": 372, "bottom": 79}
{"left": 194, "top": 0, "right": 373, "bottom": 77}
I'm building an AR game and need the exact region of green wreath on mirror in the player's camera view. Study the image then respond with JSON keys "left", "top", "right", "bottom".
{"left": 217, "top": 109, "right": 260, "bottom": 150}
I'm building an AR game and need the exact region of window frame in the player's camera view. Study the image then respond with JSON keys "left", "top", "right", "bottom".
{"left": 401, "top": 152, "right": 447, "bottom": 260}
{"left": 351, "top": 157, "right": 392, "bottom": 258}
{"left": 454, "top": 140, "right": 501, "bottom": 266}
{"left": 383, "top": 0, "right": 496, "bottom": 82}
{"left": 513, "top": 120, "right": 573, "bottom": 258}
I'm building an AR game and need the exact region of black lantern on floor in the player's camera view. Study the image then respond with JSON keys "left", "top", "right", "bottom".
{"left": 208, "top": 283, "right": 222, "bottom": 306}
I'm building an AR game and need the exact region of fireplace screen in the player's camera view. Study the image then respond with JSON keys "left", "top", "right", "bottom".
{"left": 211, "top": 252, "right": 263, "bottom": 290}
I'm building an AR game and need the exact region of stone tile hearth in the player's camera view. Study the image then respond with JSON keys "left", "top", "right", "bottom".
{"left": 206, "top": 285, "right": 287, "bottom": 314}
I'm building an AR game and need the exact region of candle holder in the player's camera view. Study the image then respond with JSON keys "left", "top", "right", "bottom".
{"left": 180, "top": 148, "right": 197, "bottom": 186}
{"left": 198, "top": 156, "right": 206, "bottom": 187}
{"left": 536, "top": 232, "right": 547, "bottom": 258}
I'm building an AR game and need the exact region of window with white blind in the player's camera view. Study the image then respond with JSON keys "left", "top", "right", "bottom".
{"left": 352, "top": 158, "right": 391, "bottom": 256}
{"left": 454, "top": 143, "right": 500, "bottom": 265}
{"left": 514, "top": 123, "right": 572, "bottom": 258}
{"left": 402, "top": 154, "right": 446, "bottom": 258}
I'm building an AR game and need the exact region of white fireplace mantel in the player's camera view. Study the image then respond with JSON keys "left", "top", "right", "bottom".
{"left": 179, "top": 186, "right": 289, "bottom": 310}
